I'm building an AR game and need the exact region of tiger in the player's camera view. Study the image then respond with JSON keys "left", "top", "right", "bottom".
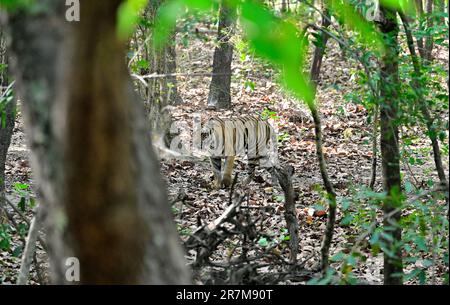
{"left": 202, "top": 116, "right": 278, "bottom": 189}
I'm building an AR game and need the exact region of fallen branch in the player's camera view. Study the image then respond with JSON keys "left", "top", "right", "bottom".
{"left": 275, "top": 165, "right": 299, "bottom": 264}
{"left": 17, "top": 205, "right": 44, "bottom": 285}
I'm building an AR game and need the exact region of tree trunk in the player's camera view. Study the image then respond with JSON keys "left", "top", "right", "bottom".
{"left": 145, "top": 1, "right": 181, "bottom": 134}
{"left": 378, "top": 6, "right": 403, "bottom": 285}
{"left": 415, "top": 0, "right": 425, "bottom": 59}
{"left": 424, "top": 0, "right": 434, "bottom": 62}
{"left": 399, "top": 12, "right": 449, "bottom": 204}
{"left": 308, "top": 1, "right": 337, "bottom": 273}
{"left": 5, "top": 0, "right": 190, "bottom": 284}
{"left": 0, "top": 27, "right": 16, "bottom": 221}
{"left": 207, "top": 0, "right": 235, "bottom": 109}
{"left": 281, "top": 0, "right": 287, "bottom": 14}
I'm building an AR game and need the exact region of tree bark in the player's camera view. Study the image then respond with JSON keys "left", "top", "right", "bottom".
{"left": 275, "top": 166, "right": 298, "bottom": 263}
{"left": 5, "top": 0, "right": 191, "bottom": 284}
{"left": 145, "top": 1, "right": 181, "bottom": 134}
{"left": 207, "top": 0, "right": 235, "bottom": 109}
{"left": 423, "top": 0, "right": 434, "bottom": 62}
{"left": 378, "top": 6, "right": 403, "bottom": 285}
{"left": 0, "top": 21, "right": 17, "bottom": 222}
{"left": 147, "top": 0, "right": 182, "bottom": 106}
{"left": 414, "top": 0, "right": 425, "bottom": 59}
{"left": 310, "top": 6, "right": 330, "bottom": 85}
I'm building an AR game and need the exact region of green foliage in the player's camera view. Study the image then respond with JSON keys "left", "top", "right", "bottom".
{"left": 260, "top": 108, "right": 279, "bottom": 120}
{"left": 177, "top": 224, "right": 192, "bottom": 236}
{"left": 257, "top": 228, "right": 290, "bottom": 248}
{"left": 0, "top": 0, "right": 34, "bottom": 10}
{"left": 331, "top": 185, "right": 449, "bottom": 284}
{"left": 379, "top": 0, "right": 415, "bottom": 15}
{"left": 117, "top": 0, "right": 150, "bottom": 39}
{"left": 327, "top": 0, "right": 384, "bottom": 52}
{"left": 0, "top": 224, "right": 12, "bottom": 250}
{"left": 0, "top": 181, "right": 35, "bottom": 257}
{"left": 277, "top": 131, "right": 290, "bottom": 143}
{"left": 307, "top": 268, "right": 337, "bottom": 285}
{"left": 258, "top": 237, "right": 268, "bottom": 247}
{"left": 13, "top": 182, "right": 36, "bottom": 212}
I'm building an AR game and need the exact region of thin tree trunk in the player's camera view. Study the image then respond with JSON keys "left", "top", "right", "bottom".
{"left": 207, "top": 0, "right": 235, "bottom": 109}
{"left": 311, "top": 106, "right": 337, "bottom": 273}
{"left": 0, "top": 26, "right": 16, "bottom": 222}
{"left": 165, "top": 33, "right": 182, "bottom": 105}
{"left": 399, "top": 12, "right": 449, "bottom": 202}
{"left": 310, "top": 6, "right": 330, "bottom": 84}
{"left": 369, "top": 105, "right": 379, "bottom": 190}
{"left": 17, "top": 206, "right": 43, "bottom": 285}
{"left": 415, "top": 0, "right": 425, "bottom": 59}
{"left": 146, "top": 1, "right": 181, "bottom": 134}
{"left": 275, "top": 166, "right": 298, "bottom": 263}
{"left": 378, "top": 6, "right": 403, "bottom": 285}
{"left": 281, "top": 0, "right": 287, "bottom": 13}
{"left": 437, "top": 0, "right": 446, "bottom": 24}
{"left": 308, "top": 1, "right": 337, "bottom": 273}
{"left": 6, "top": 0, "right": 191, "bottom": 284}
{"left": 424, "top": 0, "right": 434, "bottom": 62}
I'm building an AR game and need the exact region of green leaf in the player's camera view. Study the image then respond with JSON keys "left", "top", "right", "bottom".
{"left": 340, "top": 214, "right": 354, "bottom": 226}
{"left": 258, "top": 237, "right": 269, "bottom": 247}
{"left": 404, "top": 181, "right": 414, "bottom": 194}
{"left": 414, "top": 236, "right": 428, "bottom": 252}
{"left": 117, "top": 0, "right": 149, "bottom": 40}
{"left": 18, "top": 197, "right": 26, "bottom": 212}
{"left": 418, "top": 270, "right": 426, "bottom": 284}
{"left": 331, "top": 251, "right": 345, "bottom": 262}
{"left": 240, "top": 1, "right": 314, "bottom": 105}
{"left": 274, "top": 195, "right": 285, "bottom": 202}
{"left": 12, "top": 245, "right": 23, "bottom": 257}
{"left": 346, "top": 254, "right": 358, "bottom": 267}
{"left": 14, "top": 182, "right": 29, "bottom": 191}
{"left": 421, "top": 259, "right": 433, "bottom": 268}
{"left": 404, "top": 268, "right": 422, "bottom": 281}
{"left": 153, "top": 0, "right": 190, "bottom": 49}
{"left": 379, "top": 0, "right": 415, "bottom": 16}
{"left": 341, "top": 198, "right": 351, "bottom": 211}
{"left": 29, "top": 197, "right": 36, "bottom": 208}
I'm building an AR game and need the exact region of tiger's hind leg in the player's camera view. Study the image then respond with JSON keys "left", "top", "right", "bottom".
{"left": 246, "top": 157, "right": 277, "bottom": 186}
{"left": 210, "top": 157, "right": 222, "bottom": 189}
{"left": 260, "top": 156, "right": 278, "bottom": 186}
{"left": 243, "top": 157, "right": 258, "bottom": 184}
{"left": 222, "top": 156, "right": 235, "bottom": 188}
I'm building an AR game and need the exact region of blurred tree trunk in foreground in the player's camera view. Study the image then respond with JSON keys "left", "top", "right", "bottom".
{"left": 5, "top": 0, "right": 190, "bottom": 284}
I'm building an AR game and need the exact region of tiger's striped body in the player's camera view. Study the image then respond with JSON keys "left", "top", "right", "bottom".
{"left": 202, "top": 117, "right": 277, "bottom": 189}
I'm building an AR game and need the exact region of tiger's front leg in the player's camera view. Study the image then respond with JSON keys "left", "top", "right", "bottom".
{"left": 210, "top": 157, "right": 222, "bottom": 189}
{"left": 221, "top": 156, "right": 235, "bottom": 188}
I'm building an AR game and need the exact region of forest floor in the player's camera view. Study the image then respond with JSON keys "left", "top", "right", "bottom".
{"left": 1, "top": 31, "right": 448, "bottom": 284}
